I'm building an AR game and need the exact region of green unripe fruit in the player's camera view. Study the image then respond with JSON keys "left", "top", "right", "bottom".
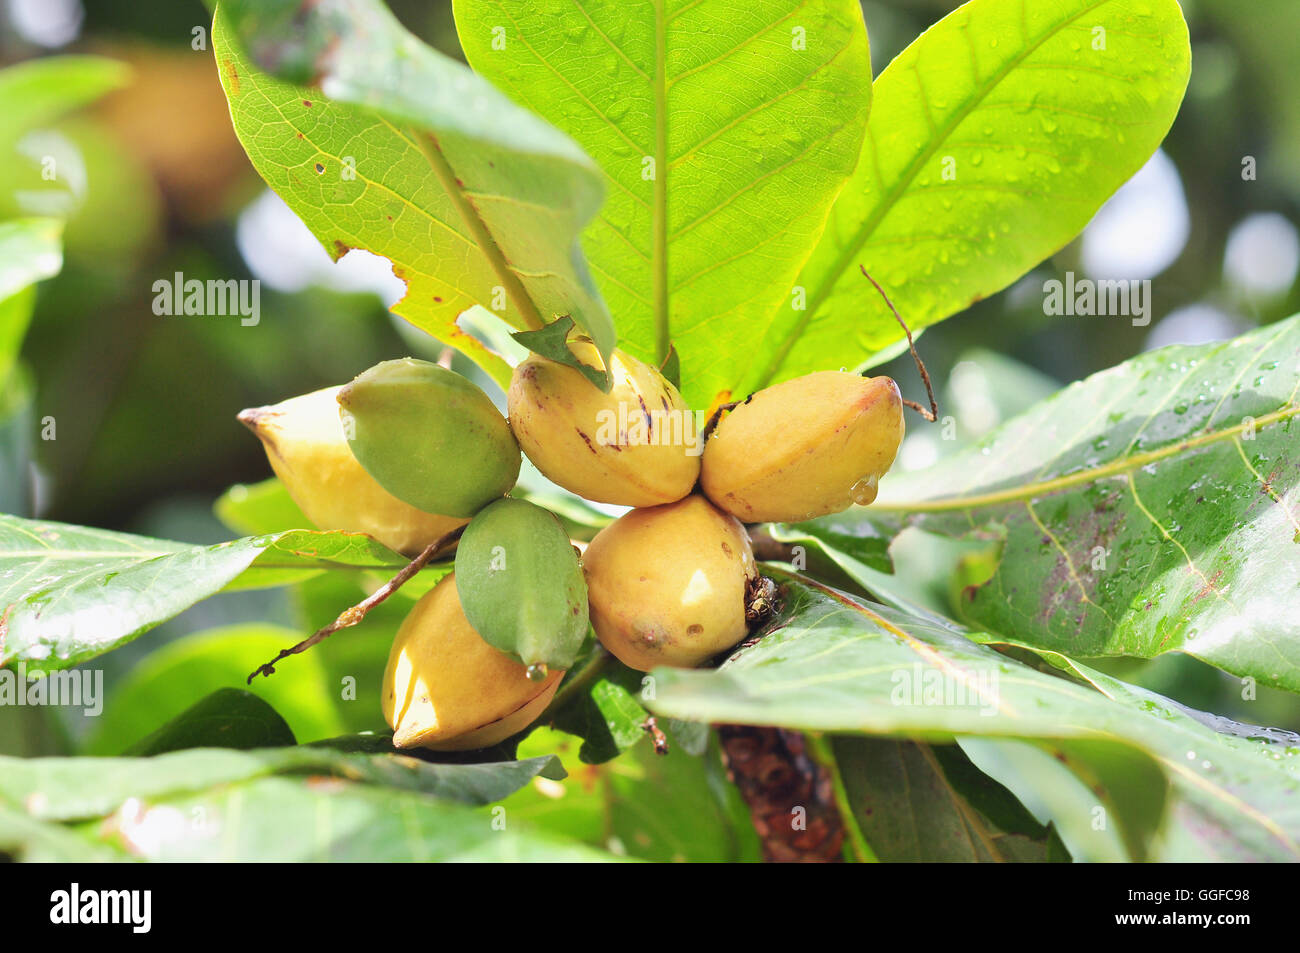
{"left": 338, "top": 358, "right": 521, "bottom": 519}
{"left": 237, "top": 386, "right": 468, "bottom": 556}
{"left": 455, "top": 497, "right": 589, "bottom": 671}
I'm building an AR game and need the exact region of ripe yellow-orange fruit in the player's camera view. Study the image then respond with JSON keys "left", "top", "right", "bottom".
{"left": 583, "top": 495, "right": 757, "bottom": 671}
{"left": 238, "top": 386, "right": 466, "bottom": 555}
{"left": 701, "top": 372, "right": 904, "bottom": 523}
{"left": 507, "top": 343, "right": 700, "bottom": 506}
{"left": 382, "top": 573, "right": 563, "bottom": 751}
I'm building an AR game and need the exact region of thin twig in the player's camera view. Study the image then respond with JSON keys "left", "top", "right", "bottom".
{"left": 246, "top": 525, "right": 466, "bottom": 683}
{"left": 641, "top": 716, "right": 669, "bottom": 756}
{"left": 859, "top": 265, "right": 938, "bottom": 422}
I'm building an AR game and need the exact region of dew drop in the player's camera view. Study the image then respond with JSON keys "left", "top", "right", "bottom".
{"left": 851, "top": 474, "right": 879, "bottom": 506}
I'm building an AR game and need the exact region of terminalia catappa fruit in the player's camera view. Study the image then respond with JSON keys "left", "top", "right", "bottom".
{"left": 238, "top": 386, "right": 468, "bottom": 556}
{"left": 382, "top": 573, "right": 564, "bottom": 750}
{"left": 583, "top": 495, "right": 759, "bottom": 671}
{"left": 454, "top": 497, "right": 588, "bottom": 673}
{"left": 701, "top": 371, "right": 905, "bottom": 523}
{"left": 507, "top": 341, "right": 700, "bottom": 506}
{"left": 339, "top": 357, "right": 521, "bottom": 518}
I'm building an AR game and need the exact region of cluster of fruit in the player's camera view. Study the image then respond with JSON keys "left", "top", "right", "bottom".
{"left": 240, "top": 342, "right": 904, "bottom": 751}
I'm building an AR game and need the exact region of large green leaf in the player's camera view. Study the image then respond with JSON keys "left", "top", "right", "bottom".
{"left": 646, "top": 574, "right": 1300, "bottom": 861}
{"left": 0, "top": 514, "right": 426, "bottom": 671}
{"left": 0, "top": 745, "right": 602, "bottom": 861}
{"left": 754, "top": 0, "right": 1191, "bottom": 389}
{"left": 847, "top": 313, "right": 1300, "bottom": 693}
{"left": 454, "top": 0, "right": 872, "bottom": 405}
{"left": 0, "top": 746, "right": 561, "bottom": 819}
{"left": 78, "top": 775, "right": 613, "bottom": 862}
{"left": 212, "top": 0, "right": 616, "bottom": 389}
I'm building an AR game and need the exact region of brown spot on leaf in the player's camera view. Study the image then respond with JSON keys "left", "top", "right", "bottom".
{"left": 303, "top": 99, "right": 312, "bottom": 107}
{"left": 332, "top": 239, "right": 350, "bottom": 259}
{"left": 223, "top": 59, "right": 240, "bottom": 96}
{"left": 1193, "top": 569, "right": 1225, "bottom": 603}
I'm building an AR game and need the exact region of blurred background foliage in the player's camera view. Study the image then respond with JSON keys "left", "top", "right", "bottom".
{"left": 0, "top": 0, "right": 1298, "bottom": 855}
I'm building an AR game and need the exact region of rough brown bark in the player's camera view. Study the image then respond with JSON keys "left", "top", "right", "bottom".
{"left": 716, "top": 725, "right": 844, "bottom": 863}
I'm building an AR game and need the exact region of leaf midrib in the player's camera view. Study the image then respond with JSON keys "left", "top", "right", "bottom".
{"left": 756, "top": 0, "right": 1113, "bottom": 388}
{"left": 652, "top": 0, "right": 669, "bottom": 362}
{"left": 874, "top": 401, "right": 1299, "bottom": 514}
{"left": 407, "top": 126, "right": 545, "bottom": 332}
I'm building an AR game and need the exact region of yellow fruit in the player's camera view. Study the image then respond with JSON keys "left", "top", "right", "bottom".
{"left": 701, "top": 372, "right": 904, "bottom": 523}
{"left": 238, "top": 386, "right": 466, "bottom": 555}
{"left": 583, "top": 495, "right": 757, "bottom": 671}
{"left": 507, "top": 343, "right": 700, "bottom": 506}
{"left": 382, "top": 573, "right": 563, "bottom": 751}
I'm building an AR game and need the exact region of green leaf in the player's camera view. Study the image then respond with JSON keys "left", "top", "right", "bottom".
{"left": 212, "top": 0, "right": 616, "bottom": 390}
{"left": 0, "top": 217, "right": 62, "bottom": 301}
{"left": 454, "top": 0, "right": 873, "bottom": 404}
{"left": 125, "top": 688, "right": 296, "bottom": 756}
{"left": 977, "top": 643, "right": 1300, "bottom": 862}
{"left": 0, "top": 217, "right": 62, "bottom": 384}
{"left": 756, "top": 0, "right": 1191, "bottom": 389}
{"left": 645, "top": 573, "right": 1300, "bottom": 861}
{"left": 0, "top": 56, "right": 130, "bottom": 148}
{"left": 502, "top": 727, "right": 761, "bottom": 861}
{"left": 79, "top": 775, "right": 615, "bottom": 861}
{"left": 0, "top": 514, "right": 420, "bottom": 671}
{"left": 84, "top": 625, "right": 351, "bottom": 754}
{"left": 830, "top": 737, "right": 1064, "bottom": 862}
{"left": 0, "top": 746, "right": 599, "bottom": 861}
{"left": 511, "top": 315, "right": 608, "bottom": 389}
{"left": 955, "top": 736, "right": 1151, "bottom": 863}
{"left": 214, "top": 477, "right": 311, "bottom": 537}
{"left": 548, "top": 652, "right": 649, "bottom": 763}
{"left": 0, "top": 746, "right": 562, "bottom": 819}
{"left": 0, "top": 364, "right": 34, "bottom": 518}
{"left": 861, "top": 313, "right": 1300, "bottom": 693}
{"left": 0, "top": 804, "right": 128, "bottom": 862}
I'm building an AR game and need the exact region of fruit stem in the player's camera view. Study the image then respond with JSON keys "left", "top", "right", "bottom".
{"left": 245, "top": 525, "right": 466, "bottom": 683}
{"left": 858, "top": 265, "right": 938, "bottom": 422}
